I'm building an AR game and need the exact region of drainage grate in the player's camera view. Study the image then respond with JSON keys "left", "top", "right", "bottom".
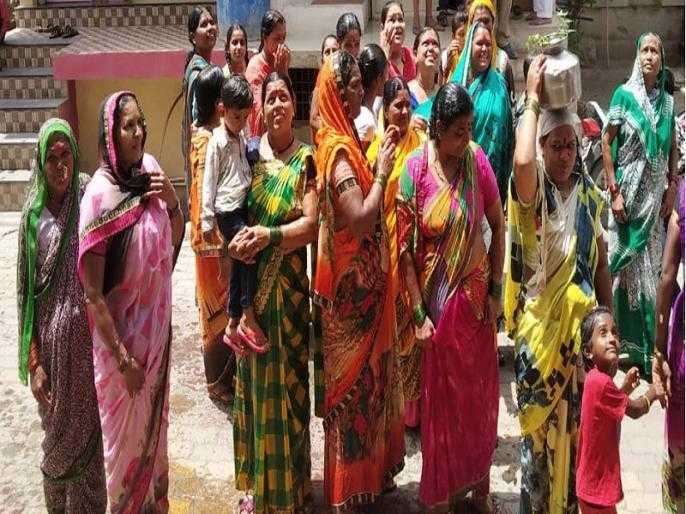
{"left": 289, "top": 68, "right": 318, "bottom": 122}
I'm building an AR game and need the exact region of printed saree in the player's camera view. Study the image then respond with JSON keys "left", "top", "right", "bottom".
{"left": 607, "top": 33, "right": 674, "bottom": 375}
{"left": 314, "top": 54, "right": 405, "bottom": 511}
{"left": 233, "top": 138, "right": 315, "bottom": 514}
{"left": 17, "top": 118, "right": 106, "bottom": 512}
{"left": 188, "top": 127, "right": 234, "bottom": 397}
{"left": 245, "top": 52, "right": 273, "bottom": 138}
{"left": 367, "top": 121, "right": 425, "bottom": 426}
{"left": 77, "top": 92, "right": 173, "bottom": 514}
{"left": 397, "top": 142, "right": 500, "bottom": 507}
{"left": 505, "top": 156, "right": 605, "bottom": 513}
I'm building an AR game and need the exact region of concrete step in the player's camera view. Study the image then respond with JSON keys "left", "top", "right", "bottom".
{"left": 0, "top": 29, "right": 69, "bottom": 68}
{"left": 13, "top": 2, "right": 213, "bottom": 30}
{"left": 0, "top": 169, "right": 31, "bottom": 212}
{"left": 0, "top": 133, "right": 37, "bottom": 171}
{"left": 0, "top": 67, "right": 67, "bottom": 100}
{"left": 0, "top": 98, "right": 66, "bottom": 133}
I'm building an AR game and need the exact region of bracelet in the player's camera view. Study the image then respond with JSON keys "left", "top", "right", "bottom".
{"left": 488, "top": 280, "right": 502, "bottom": 298}
{"left": 413, "top": 304, "right": 427, "bottom": 327}
{"left": 374, "top": 172, "right": 388, "bottom": 189}
{"left": 642, "top": 394, "right": 651, "bottom": 413}
{"left": 525, "top": 97, "right": 540, "bottom": 116}
{"left": 269, "top": 227, "right": 283, "bottom": 247}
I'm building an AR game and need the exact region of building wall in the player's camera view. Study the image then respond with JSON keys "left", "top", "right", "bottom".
{"left": 74, "top": 77, "right": 185, "bottom": 180}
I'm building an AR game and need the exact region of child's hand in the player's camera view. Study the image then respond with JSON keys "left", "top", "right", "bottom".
{"left": 621, "top": 367, "right": 640, "bottom": 395}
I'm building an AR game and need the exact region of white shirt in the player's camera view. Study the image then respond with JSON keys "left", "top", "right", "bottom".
{"left": 201, "top": 125, "right": 251, "bottom": 233}
{"left": 354, "top": 106, "right": 377, "bottom": 144}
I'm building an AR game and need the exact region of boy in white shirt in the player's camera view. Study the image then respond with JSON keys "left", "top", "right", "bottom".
{"left": 201, "top": 74, "right": 267, "bottom": 351}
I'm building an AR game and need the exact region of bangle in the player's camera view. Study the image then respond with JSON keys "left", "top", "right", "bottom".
{"left": 269, "top": 227, "right": 283, "bottom": 246}
{"left": 642, "top": 394, "right": 651, "bottom": 412}
{"left": 374, "top": 172, "right": 388, "bottom": 188}
{"left": 525, "top": 97, "right": 540, "bottom": 116}
{"left": 413, "top": 304, "right": 427, "bottom": 327}
{"left": 488, "top": 280, "right": 502, "bottom": 298}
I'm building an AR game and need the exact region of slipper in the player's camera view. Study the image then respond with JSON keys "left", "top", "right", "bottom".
{"left": 48, "top": 25, "right": 63, "bottom": 39}
{"left": 529, "top": 17, "right": 552, "bottom": 25}
{"left": 223, "top": 330, "right": 247, "bottom": 357}
{"left": 238, "top": 322, "right": 271, "bottom": 354}
{"left": 525, "top": 11, "right": 537, "bottom": 20}
{"left": 62, "top": 24, "right": 79, "bottom": 38}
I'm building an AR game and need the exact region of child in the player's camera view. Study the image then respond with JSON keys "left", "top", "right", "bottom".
{"left": 223, "top": 23, "right": 249, "bottom": 78}
{"left": 201, "top": 74, "right": 268, "bottom": 353}
{"left": 576, "top": 306, "right": 658, "bottom": 514}
{"left": 356, "top": 43, "right": 388, "bottom": 153}
{"left": 441, "top": 10, "right": 468, "bottom": 82}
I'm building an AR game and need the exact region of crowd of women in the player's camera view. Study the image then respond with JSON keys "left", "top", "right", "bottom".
{"left": 15, "top": 1, "right": 683, "bottom": 513}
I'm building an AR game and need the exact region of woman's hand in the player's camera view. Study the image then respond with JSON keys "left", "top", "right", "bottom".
{"left": 30, "top": 365, "right": 51, "bottom": 408}
{"left": 144, "top": 169, "right": 179, "bottom": 210}
{"left": 611, "top": 192, "right": 628, "bottom": 224}
{"left": 660, "top": 182, "right": 677, "bottom": 219}
{"left": 228, "top": 226, "right": 270, "bottom": 262}
{"left": 414, "top": 316, "right": 435, "bottom": 348}
{"left": 486, "top": 293, "right": 502, "bottom": 324}
{"left": 380, "top": 25, "right": 392, "bottom": 56}
{"left": 275, "top": 44, "right": 291, "bottom": 75}
{"left": 652, "top": 354, "right": 672, "bottom": 408}
{"left": 122, "top": 357, "right": 145, "bottom": 398}
{"left": 377, "top": 125, "right": 399, "bottom": 177}
{"left": 526, "top": 54, "right": 546, "bottom": 100}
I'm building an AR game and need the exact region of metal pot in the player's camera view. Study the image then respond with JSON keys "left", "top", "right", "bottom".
{"left": 540, "top": 48, "right": 581, "bottom": 110}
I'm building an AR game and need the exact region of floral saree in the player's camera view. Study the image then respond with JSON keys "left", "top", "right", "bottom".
{"left": 233, "top": 138, "right": 315, "bottom": 514}
{"left": 314, "top": 54, "right": 405, "bottom": 511}
{"left": 397, "top": 142, "right": 500, "bottom": 507}
{"left": 607, "top": 33, "right": 674, "bottom": 375}
{"left": 367, "top": 123, "right": 425, "bottom": 426}
{"left": 77, "top": 92, "right": 174, "bottom": 514}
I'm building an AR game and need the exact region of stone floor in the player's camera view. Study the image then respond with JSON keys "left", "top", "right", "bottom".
{"left": 0, "top": 213, "right": 668, "bottom": 513}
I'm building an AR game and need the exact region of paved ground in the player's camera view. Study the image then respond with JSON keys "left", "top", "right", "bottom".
{"left": 0, "top": 210, "right": 669, "bottom": 514}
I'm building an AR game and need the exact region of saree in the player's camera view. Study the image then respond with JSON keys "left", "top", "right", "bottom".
{"left": 607, "top": 33, "right": 674, "bottom": 375}
{"left": 233, "top": 138, "right": 315, "bottom": 514}
{"left": 367, "top": 121, "right": 425, "bottom": 426}
{"left": 314, "top": 54, "right": 405, "bottom": 511}
{"left": 505, "top": 147, "right": 605, "bottom": 513}
{"left": 17, "top": 118, "right": 106, "bottom": 512}
{"left": 397, "top": 142, "right": 500, "bottom": 506}
{"left": 451, "top": 22, "right": 513, "bottom": 206}
{"left": 662, "top": 181, "right": 685, "bottom": 513}
{"left": 77, "top": 92, "right": 173, "bottom": 514}
{"left": 189, "top": 127, "right": 234, "bottom": 397}
{"left": 182, "top": 53, "right": 210, "bottom": 196}
{"left": 245, "top": 52, "right": 273, "bottom": 138}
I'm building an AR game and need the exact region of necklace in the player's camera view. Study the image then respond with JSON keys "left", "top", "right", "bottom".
{"left": 272, "top": 135, "right": 295, "bottom": 158}
{"left": 417, "top": 71, "right": 436, "bottom": 95}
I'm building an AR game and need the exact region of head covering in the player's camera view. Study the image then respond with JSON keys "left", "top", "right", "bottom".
{"left": 466, "top": 0, "right": 498, "bottom": 67}
{"left": 313, "top": 52, "right": 374, "bottom": 305}
{"left": 608, "top": 33, "right": 673, "bottom": 167}
{"left": 17, "top": 118, "right": 80, "bottom": 384}
{"left": 99, "top": 90, "right": 150, "bottom": 195}
{"left": 538, "top": 107, "right": 582, "bottom": 141}
{"left": 452, "top": 21, "right": 496, "bottom": 84}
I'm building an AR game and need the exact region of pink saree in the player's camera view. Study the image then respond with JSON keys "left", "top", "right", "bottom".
{"left": 397, "top": 143, "right": 500, "bottom": 507}
{"left": 77, "top": 89, "right": 174, "bottom": 514}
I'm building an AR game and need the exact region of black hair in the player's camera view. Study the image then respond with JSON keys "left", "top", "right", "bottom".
{"left": 452, "top": 10, "right": 468, "bottom": 35}
{"left": 580, "top": 305, "right": 614, "bottom": 370}
{"left": 337, "top": 50, "right": 358, "bottom": 91}
{"left": 358, "top": 43, "right": 387, "bottom": 91}
{"left": 105, "top": 94, "right": 148, "bottom": 154}
{"left": 664, "top": 67, "right": 675, "bottom": 95}
{"left": 336, "top": 13, "right": 361, "bottom": 42}
{"left": 225, "top": 23, "right": 249, "bottom": 67}
{"left": 261, "top": 71, "right": 296, "bottom": 108}
{"left": 195, "top": 65, "right": 225, "bottom": 126}
{"left": 429, "top": 82, "right": 473, "bottom": 141}
{"left": 221, "top": 74, "right": 253, "bottom": 110}
{"left": 381, "top": 0, "right": 404, "bottom": 25}
{"left": 413, "top": 26, "right": 441, "bottom": 53}
{"left": 382, "top": 77, "right": 410, "bottom": 126}
{"left": 523, "top": 55, "right": 533, "bottom": 82}
{"left": 258, "top": 9, "right": 286, "bottom": 53}
{"left": 472, "top": 2, "right": 495, "bottom": 23}
{"left": 321, "top": 33, "right": 338, "bottom": 57}
{"left": 185, "top": 7, "right": 214, "bottom": 70}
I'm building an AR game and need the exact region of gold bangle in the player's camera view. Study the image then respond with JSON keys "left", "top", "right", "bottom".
{"left": 525, "top": 97, "right": 540, "bottom": 116}
{"left": 374, "top": 173, "right": 387, "bottom": 188}
{"left": 642, "top": 394, "right": 651, "bottom": 412}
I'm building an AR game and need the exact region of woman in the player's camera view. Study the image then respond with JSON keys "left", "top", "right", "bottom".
{"left": 653, "top": 181, "right": 684, "bottom": 514}
{"left": 356, "top": 44, "right": 388, "bottom": 152}
{"left": 310, "top": 34, "right": 340, "bottom": 143}
{"left": 602, "top": 33, "right": 677, "bottom": 376}
{"left": 506, "top": 56, "right": 612, "bottom": 514}
{"left": 397, "top": 83, "right": 504, "bottom": 513}
{"left": 182, "top": 6, "right": 218, "bottom": 195}
{"left": 17, "top": 118, "right": 106, "bottom": 513}
{"left": 367, "top": 77, "right": 426, "bottom": 428}
{"left": 451, "top": 22, "right": 513, "bottom": 206}
{"left": 188, "top": 65, "right": 235, "bottom": 403}
{"left": 78, "top": 91, "right": 185, "bottom": 512}
{"left": 337, "top": 12, "right": 362, "bottom": 59}
{"left": 223, "top": 23, "right": 249, "bottom": 78}
{"left": 380, "top": 1, "right": 417, "bottom": 82}
{"left": 408, "top": 27, "right": 441, "bottom": 120}
{"left": 246, "top": 9, "right": 290, "bottom": 137}
{"left": 314, "top": 50, "right": 405, "bottom": 511}
{"left": 228, "top": 72, "right": 318, "bottom": 514}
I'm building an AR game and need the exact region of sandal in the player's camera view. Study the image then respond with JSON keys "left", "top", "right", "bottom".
{"left": 48, "top": 25, "right": 63, "bottom": 39}
{"left": 237, "top": 322, "right": 271, "bottom": 354}
{"left": 529, "top": 17, "right": 552, "bottom": 25}
{"left": 238, "top": 493, "right": 255, "bottom": 514}
{"left": 62, "top": 24, "right": 79, "bottom": 38}
{"left": 223, "top": 326, "right": 247, "bottom": 357}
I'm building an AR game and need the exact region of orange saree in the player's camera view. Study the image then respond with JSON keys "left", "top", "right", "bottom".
{"left": 313, "top": 54, "right": 405, "bottom": 512}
